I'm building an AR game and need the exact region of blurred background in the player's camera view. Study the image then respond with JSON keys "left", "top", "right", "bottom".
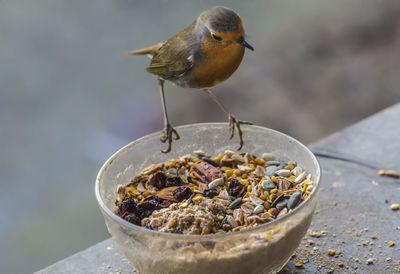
{"left": 1, "top": 0, "right": 400, "bottom": 273}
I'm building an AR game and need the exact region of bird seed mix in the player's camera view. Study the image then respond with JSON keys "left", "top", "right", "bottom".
{"left": 114, "top": 150, "right": 314, "bottom": 234}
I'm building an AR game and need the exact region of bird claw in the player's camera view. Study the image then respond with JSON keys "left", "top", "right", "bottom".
{"left": 160, "top": 123, "right": 180, "bottom": 153}
{"left": 228, "top": 114, "right": 253, "bottom": 150}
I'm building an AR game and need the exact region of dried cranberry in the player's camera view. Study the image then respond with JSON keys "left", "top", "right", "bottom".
{"left": 121, "top": 212, "right": 141, "bottom": 225}
{"left": 165, "top": 176, "right": 183, "bottom": 187}
{"left": 203, "top": 189, "right": 218, "bottom": 198}
{"left": 173, "top": 186, "right": 193, "bottom": 202}
{"left": 150, "top": 171, "right": 167, "bottom": 189}
{"left": 118, "top": 197, "right": 137, "bottom": 215}
{"left": 228, "top": 179, "right": 243, "bottom": 197}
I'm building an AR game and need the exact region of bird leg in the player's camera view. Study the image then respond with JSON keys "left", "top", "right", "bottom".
{"left": 203, "top": 89, "right": 252, "bottom": 150}
{"left": 158, "top": 78, "right": 180, "bottom": 153}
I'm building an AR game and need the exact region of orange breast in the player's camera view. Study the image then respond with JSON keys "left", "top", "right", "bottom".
{"left": 192, "top": 38, "right": 245, "bottom": 88}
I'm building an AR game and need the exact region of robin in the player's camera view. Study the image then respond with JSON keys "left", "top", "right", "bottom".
{"left": 124, "top": 6, "right": 254, "bottom": 153}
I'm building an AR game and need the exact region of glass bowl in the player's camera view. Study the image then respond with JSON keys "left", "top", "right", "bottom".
{"left": 95, "top": 123, "right": 321, "bottom": 274}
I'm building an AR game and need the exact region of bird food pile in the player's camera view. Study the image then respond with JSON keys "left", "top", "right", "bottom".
{"left": 114, "top": 150, "right": 314, "bottom": 234}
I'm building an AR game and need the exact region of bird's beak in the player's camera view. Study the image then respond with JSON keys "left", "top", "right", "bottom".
{"left": 238, "top": 38, "right": 254, "bottom": 51}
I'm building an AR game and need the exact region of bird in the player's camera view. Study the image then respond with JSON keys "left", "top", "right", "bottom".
{"left": 124, "top": 6, "right": 254, "bottom": 153}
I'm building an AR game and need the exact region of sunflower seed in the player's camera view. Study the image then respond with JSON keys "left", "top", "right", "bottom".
{"left": 166, "top": 168, "right": 177, "bottom": 176}
{"left": 276, "top": 199, "right": 288, "bottom": 210}
{"left": 261, "top": 179, "right": 276, "bottom": 190}
{"left": 288, "top": 191, "right": 302, "bottom": 209}
{"left": 271, "top": 194, "right": 284, "bottom": 208}
{"left": 266, "top": 166, "right": 279, "bottom": 177}
{"left": 226, "top": 215, "right": 238, "bottom": 227}
{"left": 229, "top": 197, "right": 243, "bottom": 209}
{"left": 255, "top": 166, "right": 265, "bottom": 177}
{"left": 231, "top": 154, "right": 246, "bottom": 164}
{"left": 250, "top": 194, "right": 264, "bottom": 205}
{"left": 208, "top": 178, "right": 224, "bottom": 189}
{"left": 224, "top": 150, "right": 235, "bottom": 157}
{"left": 253, "top": 204, "right": 264, "bottom": 214}
{"left": 295, "top": 172, "right": 307, "bottom": 184}
{"left": 193, "top": 150, "right": 205, "bottom": 156}
{"left": 278, "top": 179, "right": 291, "bottom": 190}
{"left": 202, "top": 157, "right": 219, "bottom": 167}
{"left": 277, "top": 208, "right": 288, "bottom": 218}
{"left": 262, "top": 153, "right": 276, "bottom": 161}
{"left": 266, "top": 160, "right": 280, "bottom": 166}
{"left": 292, "top": 166, "right": 303, "bottom": 176}
{"left": 238, "top": 165, "right": 253, "bottom": 172}
{"left": 275, "top": 169, "right": 291, "bottom": 177}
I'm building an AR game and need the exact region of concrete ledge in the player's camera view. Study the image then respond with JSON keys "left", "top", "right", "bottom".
{"left": 37, "top": 103, "right": 400, "bottom": 273}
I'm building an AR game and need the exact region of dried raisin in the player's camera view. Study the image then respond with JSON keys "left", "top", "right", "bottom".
{"left": 165, "top": 176, "right": 183, "bottom": 187}
{"left": 121, "top": 212, "right": 141, "bottom": 225}
{"left": 118, "top": 197, "right": 137, "bottom": 215}
{"left": 173, "top": 186, "right": 193, "bottom": 202}
{"left": 228, "top": 179, "right": 243, "bottom": 197}
{"left": 150, "top": 171, "right": 167, "bottom": 189}
{"left": 136, "top": 195, "right": 164, "bottom": 218}
{"left": 203, "top": 189, "right": 218, "bottom": 198}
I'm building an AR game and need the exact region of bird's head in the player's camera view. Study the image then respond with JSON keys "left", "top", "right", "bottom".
{"left": 196, "top": 6, "right": 254, "bottom": 51}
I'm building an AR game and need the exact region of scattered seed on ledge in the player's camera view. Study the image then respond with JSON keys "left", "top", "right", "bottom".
{"left": 295, "top": 259, "right": 304, "bottom": 267}
{"left": 390, "top": 203, "right": 399, "bottom": 211}
{"left": 327, "top": 249, "right": 336, "bottom": 256}
{"left": 378, "top": 169, "right": 399, "bottom": 178}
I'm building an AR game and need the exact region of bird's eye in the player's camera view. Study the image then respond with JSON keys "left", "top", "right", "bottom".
{"left": 212, "top": 34, "right": 222, "bottom": 41}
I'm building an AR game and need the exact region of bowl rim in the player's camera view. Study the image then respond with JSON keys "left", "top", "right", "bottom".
{"left": 95, "top": 122, "right": 321, "bottom": 240}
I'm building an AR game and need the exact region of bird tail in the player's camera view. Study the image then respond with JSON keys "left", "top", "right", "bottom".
{"left": 122, "top": 42, "right": 163, "bottom": 58}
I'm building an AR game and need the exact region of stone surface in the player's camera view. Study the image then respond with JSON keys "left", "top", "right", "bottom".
{"left": 280, "top": 103, "right": 400, "bottom": 273}
{"left": 37, "top": 103, "right": 400, "bottom": 274}
{"left": 35, "top": 240, "right": 135, "bottom": 274}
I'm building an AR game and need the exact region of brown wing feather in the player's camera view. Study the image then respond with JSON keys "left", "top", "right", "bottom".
{"left": 146, "top": 22, "right": 196, "bottom": 80}
{"left": 122, "top": 42, "right": 163, "bottom": 57}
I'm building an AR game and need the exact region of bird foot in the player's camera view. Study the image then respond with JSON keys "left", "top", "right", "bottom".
{"left": 160, "top": 123, "right": 180, "bottom": 153}
{"left": 228, "top": 114, "right": 253, "bottom": 150}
